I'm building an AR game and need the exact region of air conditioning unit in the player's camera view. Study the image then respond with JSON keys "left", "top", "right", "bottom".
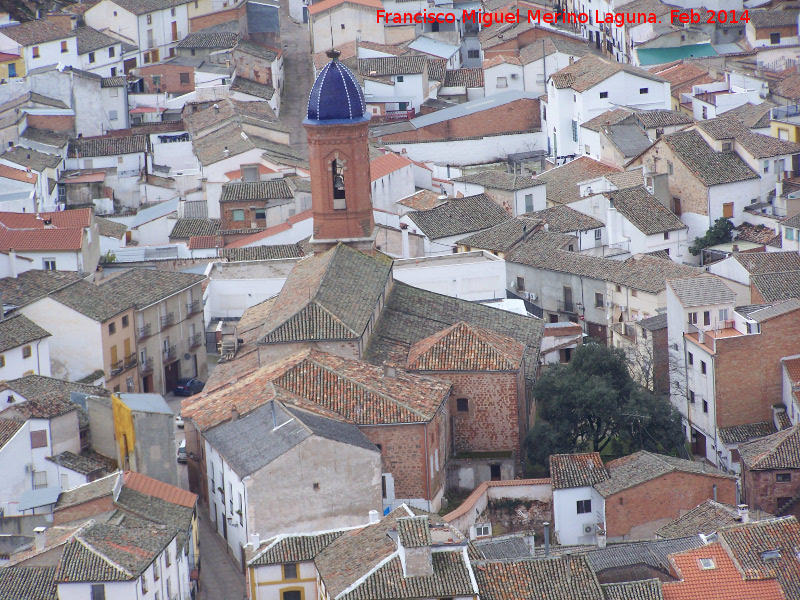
{"left": 583, "top": 523, "right": 596, "bottom": 535}
{"left": 510, "top": 73, "right": 518, "bottom": 79}
{"left": 24, "top": 464, "right": 33, "bottom": 474}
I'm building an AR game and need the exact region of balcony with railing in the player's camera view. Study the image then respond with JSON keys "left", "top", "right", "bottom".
{"left": 137, "top": 323, "right": 152, "bottom": 340}
{"left": 110, "top": 360, "right": 124, "bottom": 376}
{"left": 186, "top": 299, "right": 201, "bottom": 315}
{"left": 163, "top": 345, "right": 177, "bottom": 364}
{"left": 384, "top": 108, "right": 416, "bottom": 122}
{"left": 160, "top": 312, "right": 175, "bottom": 330}
{"left": 140, "top": 357, "right": 153, "bottom": 376}
{"left": 189, "top": 333, "right": 204, "bottom": 348}
{"left": 557, "top": 299, "right": 576, "bottom": 314}
{"left": 124, "top": 354, "right": 138, "bottom": 369}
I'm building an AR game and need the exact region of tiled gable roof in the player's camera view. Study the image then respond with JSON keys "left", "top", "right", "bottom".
{"left": 230, "top": 76, "right": 275, "bottom": 100}
{"left": 750, "top": 270, "right": 800, "bottom": 302}
{"left": 655, "top": 500, "right": 772, "bottom": 538}
{"left": 0, "top": 146, "right": 63, "bottom": 171}
{"left": 45, "top": 451, "right": 109, "bottom": 476}
{"left": 74, "top": 27, "right": 118, "bottom": 54}
{"left": 234, "top": 39, "right": 279, "bottom": 61}
{"left": 534, "top": 157, "right": 620, "bottom": 205}
{"left": 549, "top": 452, "right": 609, "bottom": 489}
{"left": 0, "top": 19, "right": 72, "bottom": 46}
{"left": 123, "top": 470, "right": 197, "bottom": 508}
{"left": 98, "top": 268, "right": 204, "bottom": 310}
{"left": 736, "top": 223, "right": 782, "bottom": 245}
{"left": 176, "top": 31, "right": 238, "bottom": 49}
{"left": 696, "top": 117, "right": 800, "bottom": 159}
{"left": 734, "top": 251, "right": 800, "bottom": 274}
{"left": 605, "top": 124, "right": 653, "bottom": 158}
{"left": 397, "top": 515, "right": 432, "bottom": 548}
{"left": 452, "top": 170, "right": 543, "bottom": 191}
{"left": 358, "top": 55, "right": 427, "bottom": 76}
{"left": 258, "top": 245, "right": 392, "bottom": 344}
{"left": 721, "top": 101, "right": 776, "bottom": 130}
{"left": 0, "top": 313, "right": 50, "bottom": 352}
{"left": 634, "top": 109, "right": 694, "bottom": 129}
{"left": 550, "top": 55, "right": 666, "bottom": 92}
{"left": 220, "top": 244, "right": 305, "bottom": 261}
{"left": 427, "top": 58, "right": 446, "bottom": 82}
{"left": 528, "top": 205, "right": 604, "bottom": 233}
{"left": 398, "top": 189, "right": 446, "bottom": 211}
{"left": 738, "top": 425, "right": 800, "bottom": 470}
{"left": 581, "top": 108, "right": 633, "bottom": 132}
{"left": 68, "top": 135, "right": 148, "bottom": 158}
{"left": 50, "top": 280, "right": 132, "bottom": 322}
{"left": 250, "top": 530, "right": 347, "bottom": 566}
{"left": 587, "top": 537, "right": 702, "bottom": 574}
{"left": 594, "top": 451, "right": 735, "bottom": 497}
{"left": 95, "top": 217, "right": 127, "bottom": 239}
{"left": 102, "top": 0, "right": 193, "bottom": 15}
{"left": 442, "top": 68, "right": 484, "bottom": 88}
{"left": 605, "top": 186, "right": 685, "bottom": 235}
{"left": 0, "top": 270, "right": 82, "bottom": 309}
{"left": 473, "top": 555, "right": 604, "bottom": 600}
{"left": 606, "top": 169, "right": 645, "bottom": 190}
{"left": 220, "top": 180, "right": 294, "bottom": 201}
{"left": 1, "top": 375, "right": 107, "bottom": 420}
{"left": 169, "top": 218, "right": 220, "bottom": 239}
{"left": 749, "top": 8, "right": 800, "bottom": 27}
{"left": 718, "top": 421, "right": 777, "bottom": 444}
{"left": 667, "top": 275, "right": 735, "bottom": 307}
{"left": 718, "top": 516, "right": 800, "bottom": 598}
{"left": 602, "top": 579, "right": 663, "bottom": 600}
{"left": 661, "top": 130, "right": 759, "bottom": 186}
{"left": 0, "top": 419, "right": 23, "bottom": 451}
{"left": 457, "top": 217, "right": 547, "bottom": 253}
{"left": 406, "top": 321, "right": 524, "bottom": 371}
{"left": 370, "top": 152, "right": 412, "bottom": 181}
{"left": 0, "top": 566, "right": 57, "bottom": 600}
{"left": 406, "top": 194, "right": 511, "bottom": 239}
{"left": 741, "top": 298, "right": 800, "bottom": 322}
{"left": 516, "top": 35, "right": 595, "bottom": 65}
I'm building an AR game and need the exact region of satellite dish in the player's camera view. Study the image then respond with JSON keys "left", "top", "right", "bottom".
{"left": 184, "top": 353, "right": 191, "bottom": 360}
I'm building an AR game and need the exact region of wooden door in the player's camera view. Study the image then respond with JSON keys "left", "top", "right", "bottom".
{"left": 171, "top": 21, "right": 178, "bottom": 41}
{"left": 110, "top": 345, "right": 118, "bottom": 367}
{"left": 124, "top": 338, "right": 131, "bottom": 363}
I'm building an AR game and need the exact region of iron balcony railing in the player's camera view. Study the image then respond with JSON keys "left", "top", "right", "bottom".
{"left": 160, "top": 313, "right": 174, "bottom": 330}
{"left": 137, "top": 323, "right": 152, "bottom": 340}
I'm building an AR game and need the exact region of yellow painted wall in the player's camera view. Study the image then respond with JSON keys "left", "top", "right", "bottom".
{"left": 111, "top": 394, "right": 135, "bottom": 466}
{"left": 0, "top": 57, "right": 24, "bottom": 79}
{"left": 771, "top": 121, "right": 800, "bottom": 143}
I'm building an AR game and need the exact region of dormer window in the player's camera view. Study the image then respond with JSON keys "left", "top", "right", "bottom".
{"left": 722, "top": 142, "right": 732, "bottom": 151}
{"left": 762, "top": 549, "right": 781, "bottom": 561}
{"left": 332, "top": 159, "right": 346, "bottom": 209}
{"left": 698, "top": 558, "right": 716, "bottom": 569}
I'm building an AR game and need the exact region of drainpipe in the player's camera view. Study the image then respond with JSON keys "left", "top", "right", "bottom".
{"left": 424, "top": 421, "right": 431, "bottom": 511}
{"left": 35, "top": 338, "right": 42, "bottom": 376}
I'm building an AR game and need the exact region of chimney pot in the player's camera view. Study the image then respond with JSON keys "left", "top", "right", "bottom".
{"left": 713, "top": 483, "right": 718, "bottom": 502}
{"left": 369, "top": 510, "right": 380, "bottom": 523}
{"left": 33, "top": 526, "right": 46, "bottom": 552}
{"left": 230, "top": 406, "right": 239, "bottom": 421}
{"left": 382, "top": 362, "right": 397, "bottom": 378}
{"left": 731, "top": 244, "right": 739, "bottom": 254}
{"left": 738, "top": 504, "right": 750, "bottom": 523}
{"left": 543, "top": 522, "right": 550, "bottom": 557}
{"left": 251, "top": 532, "right": 260, "bottom": 547}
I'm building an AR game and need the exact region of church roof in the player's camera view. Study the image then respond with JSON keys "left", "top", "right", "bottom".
{"left": 306, "top": 50, "right": 368, "bottom": 124}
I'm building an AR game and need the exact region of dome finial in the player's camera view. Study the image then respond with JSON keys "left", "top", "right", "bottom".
{"left": 326, "top": 48, "right": 341, "bottom": 61}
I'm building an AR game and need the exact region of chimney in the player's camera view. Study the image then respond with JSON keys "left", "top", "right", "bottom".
{"left": 543, "top": 222, "right": 549, "bottom": 232}
{"left": 70, "top": 15, "right": 77, "bottom": 29}
{"left": 713, "top": 484, "right": 718, "bottom": 502}
{"left": 731, "top": 244, "right": 739, "bottom": 254}
{"left": 8, "top": 249, "right": 16, "bottom": 279}
{"left": 33, "top": 526, "right": 46, "bottom": 552}
{"left": 230, "top": 406, "right": 239, "bottom": 421}
{"left": 399, "top": 517, "right": 433, "bottom": 577}
{"left": 369, "top": 510, "right": 380, "bottom": 523}
{"left": 213, "top": 103, "right": 219, "bottom": 112}
{"left": 738, "top": 504, "right": 750, "bottom": 523}
{"left": 569, "top": 56, "right": 574, "bottom": 65}
{"left": 597, "top": 531, "right": 607, "bottom": 549}
{"left": 251, "top": 532, "right": 260, "bottom": 548}
{"left": 26, "top": 168, "right": 31, "bottom": 179}
{"left": 382, "top": 362, "right": 397, "bottom": 379}
{"left": 223, "top": 146, "right": 229, "bottom": 157}
{"left": 564, "top": 551, "right": 572, "bottom": 582}
{"left": 543, "top": 522, "right": 550, "bottom": 557}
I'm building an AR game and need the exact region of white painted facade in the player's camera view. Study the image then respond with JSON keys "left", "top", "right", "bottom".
{"left": 308, "top": 4, "right": 384, "bottom": 54}
{"left": 79, "top": 41, "right": 125, "bottom": 77}
{"left": 392, "top": 251, "right": 507, "bottom": 301}
{"left": 371, "top": 163, "right": 415, "bottom": 212}
{"left": 0, "top": 33, "right": 79, "bottom": 74}
{"left": 385, "top": 131, "right": 546, "bottom": 166}
{"left": 552, "top": 485, "right": 605, "bottom": 545}
{"left": 0, "top": 336, "right": 51, "bottom": 380}
{"left": 782, "top": 355, "right": 800, "bottom": 426}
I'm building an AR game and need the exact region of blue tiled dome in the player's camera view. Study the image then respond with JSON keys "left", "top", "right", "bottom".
{"left": 305, "top": 50, "right": 368, "bottom": 124}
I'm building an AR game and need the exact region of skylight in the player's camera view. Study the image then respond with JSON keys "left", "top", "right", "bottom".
{"left": 699, "top": 558, "right": 716, "bottom": 570}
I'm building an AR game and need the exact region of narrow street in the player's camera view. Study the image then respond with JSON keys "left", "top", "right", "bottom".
{"left": 279, "top": 0, "right": 314, "bottom": 160}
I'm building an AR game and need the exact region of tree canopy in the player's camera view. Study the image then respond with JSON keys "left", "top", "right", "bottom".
{"left": 525, "top": 342, "right": 685, "bottom": 468}
{"left": 688, "top": 217, "right": 734, "bottom": 256}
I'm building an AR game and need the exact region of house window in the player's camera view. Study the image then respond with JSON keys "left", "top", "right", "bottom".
{"left": 525, "top": 194, "right": 533, "bottom": 213}
{"left": 109, "top": 47, "right": 115, "bottom": 58}
{"left": 30, "top": 430, "right": 47, "bottom": 448}
{"left": 467, "top": 49, "right": 480, "bottom": 58}
{"left": 154, "top": 562, "right": 160, "bottom": 581}
{"left": 703, "top": 400, "right": 708, "bottom": 413}
{"left": 777, "top": 473, "right": 791, "bottom": 482}
{"left": 663, "top": 232, "right": 670, "bottom": 240}
{"left": 599, "top": 91, "right": 608, "bottom": 99}
{"left": 688, "top": 352, "right": 694, "bottom": 365}
{"left": 232, "top": 209, "right": 245, "bottom": 221}
{"left": 516, "top": 276, "right": 525, "bottom": 291}
{"left": 689, "top": 390, "right": 695, "bottom": 403}
{"left": 90, "top": 584, "right": 106, "bottom": 600}
{"left": 283, "top": 563, "right": 298, "bottom": 580}
{"left": 7, "top": 63, "right": 15, "bottom": 77}
{"left": 152, "top": 75, "right": 162, "bottom": 87}
{"left": 61, "top": 41, "right": 68, "bottom": 53}
{"left": 688, "top": 312, "right": 698, "bottom": 325}
{"left": 283, "top": 592, "right": 301, "bottom": 600}
{"left": 147, "top": 14, "right": 152, "bottom": 24}
{"left": 396, "top": 75, "right": 404, "bottom": 82}
{"left": 585, "top": 145, "right": 590, "bottom": 155}
{"left": 0, "top": 355, "right": 5, "bottom": 368}
{"left": 340, "top": 23, "right": 345, "bottom": 28}
{"left": 616, "top": 285, "right": 621, "bottom": 293}
{"left": 32, "top": 46, "right": 39, "bottom": 58}
{"left": 723, "top": 203, "right": 734, "bottom": 218}
{"left": 180, "top": 72, "right": 190, "bottom": 85}
{"left": 33, "top": 470, "right": 47, "bottom": 489}
{"left": 22, "top": 345, "right": 32, "bottom": 358}
{"left": 42, "top": 257, "right": 56, "bottom": 271}
{"left": 141, "top": 574, "right": 148, "bottom": 594}
{"left": 255, "top": 209, "right": 267, "bottom": 220}
{"left": 110, "top": 71, "right": 117, "bottom": 81}
{"left": 475, "top": 523, "right": 491, "bottom": 537}
{"left": 667, "top": 160, "right": 673, "bottom": 175}
{"left": 457, "top": 398, "right": 469, "bottom": 412}
{"left": 109, "top": 110, "right": 118, "bottom": 121}
{"left": 89, "top": 51, "right": 95, "bottom": 63}
{"left": 701, "top": 106, "right": 708, "bottom": 119}
{"left": 496, "top": 76, "right": 508, "bottom": 88}
{"left": 703, "top": 311, "right": 710, "bottom": 326}
{"left": 595, "top": 292, "right": 604, "bottom": 308}
{"left": 701, "top": 361, "right": 707, "bottom": 375}
{"left": 788, "top": 228, "right": 795, "bottom": 241}
{"left": 639, "top": 87, "right": 648, "bottom": 94}
{"left": 771, "top": 32, "right": 781, "bottom": 44}
{"left": 144, "top": 52, "right": 151, "bottom": 64}
{"left": 109, "top": 322, "right": 116, "bottom": 335}
{"left": 594, "top": 228, "right": 601, "bottom": 240}
{"left": 122, "top": 316, "right": 129, "bottom": 328}
{"left": 764, "top": 160, "right": 770, "bottom": 173}
{"left": 171, "top": 7, "right": 176, "bottom": 15}
{"left": 572, "top": 120, "right": 578, "bottom": 143}
{"left": 576, "top": 499, "right": 591, "bottom": 514}
{"left": 631, "top": 289, "right": 637, "bottom": 297}
{"left": 719, "top": 308, "right": 728, "bottom": 321}
{"left": 242, "top": 164, "right": 259, "bottom": 182}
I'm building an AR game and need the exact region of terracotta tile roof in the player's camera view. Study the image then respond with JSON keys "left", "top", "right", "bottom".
{"left": 785, "top": 357, "right": 800, "bottom": 387}
{"left": 581, "top": 108, "right": 633, "bottom": 132}
{"left": 473, "top": 555, "right": 604, "bottom": 600}
{"left": 634, "top": 109, "right": 694, "bottom": 129}
{"left": 45, "top": 451, "right": 109, "bottom": 476}
{"left": 397, "top": 515, "right": 432, "bottom": 548}
{"left": 219, "top": 244, "right": 305, "bottom": 261}
{"left": 0, "top": 313, "right": 50, "bottom": 352}
{"left": 0, "top": 270, "right": 82, "bottom": 309}
{"left": 736, "top": 223, "right": 781, "bottom": 246}
{"left": 1, "top": 375, "right": 107, "bottom": 420}
{"left": 661, "top": 130, "right": 759, "bottom": 186}
{"left": 750, "top": 271, "right": 800, "bottom": 302}
{"left": 656, "top": 500, "right": 773, "bottom": 539}
{"left": 359, "top": 55, "right": 427, "bottom": 76}
{"left": 595, "top": 451, "right": 735, "bottom": 497}
{"left": 68, "top": 135, "right": 148, "bottom": 158}
{"left": 250, "top": 530, "right": 348, "bottom": 566}
{"left": 604, "top": 186, "right": 685, "bottom": 235}
{"left": 549, "top": 452, "right": 609, "bottom": 489}
{"left": 734, "top": 251, "right": 800, "bottom": 274}
{"left": 696, "top": 117, "right": 800, "bottom": 159}
{"left": 0, "top": 566, "right": 57, "bottom": 600}
{"left": 718, "top": 516, "right": 800, "bottom": 597}
{"left": 186, "top": 235, "right": 221, "bottom": 249}
{"left": 550, "top": 55, "right": 666, "bottom": 92}
{"left": 721, "top": 101, "right": 776, "bottom": 130}
{"left": 397, "top": 189, "right": 446, "bottom": 211}
{"left": 407, "top": 321, "right": 524, "bottom": 371}
{"left": 718, "top": 421, "right": 777, "bottom": 444}
{"left": 535, "top": 157, "right": 621, "bottom": 205}
{"left": 0, "top": 419, "right": 23, "bottom": 451}
{"left": 457, "top": 217, "right": 546, "bottom": 253}
{"left": 650, "top": 62, "right": 712, "bottom": 96}
{"left": 0, "top": 19, "right": 72, "bottom": 46}
{"left": 308, "top": 0, "right": 382, "bottom": 15}
{"left": 774, "top": 71, "right": 800, "bottom": 101}
{"left": 50, "top": 280, "right": 131, "bottom": 322}
{"left": 452, "top": 170, "right": 543, "bottom": 191}
{"left": 0, "top": 146, "right": 63, "bottom": 172}
{"left": 443, "top": 68, "right": 484, "bottom": 88}
{"left": 257, "top": 244, "right": 392, "bottom": 344}
{"left": 427, "top": 58, "right": 447, "bottom": 82}
{"left": 0, "top": 228, "right": 83, "bottom": 252}
{"left": 662, "top": 542, "right": 784, "bottom": 600}
{"left": 0, "top": 164, "right": 38, "bottom": 185}
{"left": 528, "top": 205, "right": 604, "bottom": 232}
{"left": 406, "top": 193, "right": 511, "bottom": 239}
{"left": 370, "top": 152, "right": 413, "bottom": 181}
{"left": 98, "top": 268, "right": 204, "bottom": 310}
{"left": 169, "top": 218, "right": 220, "bottom": 239}
{"left": 602, "top": 579, "right": 663, "bottom": 600}
{"left": 606, "top": 169, "right": 645, "bottom": 190}
{"left": 123, "top": 470, "right": 197, "bottom": 508}
{"left": 738, "top": 425, "right": 800, "bottom": 470}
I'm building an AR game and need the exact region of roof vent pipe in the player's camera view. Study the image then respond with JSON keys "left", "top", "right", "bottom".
{"left": 543, "top": 522, "right": 550, "bottom": 557}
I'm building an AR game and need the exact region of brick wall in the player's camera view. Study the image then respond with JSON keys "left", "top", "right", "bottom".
{"left": 135, "top": 64, "right": 195, "bottom": 94}
{"left": 25, "top": 114, "right": 75, "bottom": 133}
{"left": 378, "top": 98, "right": 541, "bottom": 142}
{"left": 604, "top": 471, "right": 736, "bottom": 538}
{"left": 53, "top": 494, "right": 114, "bottom": 525}
{"left": 714, "top": 308, "right": 800, "bottom": 428}
{"left": 220, "top": 200, "right": 270, "bottom": 231}
{"left": 652, "top": 327, "right": 669, "bottom": 396}
{"left": 742, "top": 466, "right": 800, "bottom": 516}
{"left": 189, "top": 2, "right": 247, "bottom": 33}
{"left": 753, "top": 24, "right": 797, "bottom": 41}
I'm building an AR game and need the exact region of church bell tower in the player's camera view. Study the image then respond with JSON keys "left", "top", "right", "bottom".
{"left": 304, "top": 49, "right": 376, "bottom": 253}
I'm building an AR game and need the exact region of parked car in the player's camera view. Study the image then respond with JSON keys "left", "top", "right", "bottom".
{"left": 177, "top": 439, "right": 187, "bottom": 463}
{"left": 174, "top": 378, "right": 204, "bottom": 396}
{"left": 175, "top": 414, "right": 184, "bottom": 428}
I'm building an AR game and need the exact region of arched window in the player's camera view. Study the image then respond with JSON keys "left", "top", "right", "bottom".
{"left": 332, "top": 159, "right": 346, "bottom": 209}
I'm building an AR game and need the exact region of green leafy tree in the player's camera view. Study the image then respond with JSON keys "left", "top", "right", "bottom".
{"left": 688, "top": 218, "right": 734, "bottom": 256}
{"left": 525, "top": 342, "right": 685, "bottom": 469}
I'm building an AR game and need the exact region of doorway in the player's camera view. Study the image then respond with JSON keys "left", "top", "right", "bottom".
{"left": 164, "top": 362, "right": 179, "bottom": 393}
{"left": 490, "top": 464, "right": 501, "bottom": 481}
{"left": 142, "top": 374, "right": 153, "bottom": 393}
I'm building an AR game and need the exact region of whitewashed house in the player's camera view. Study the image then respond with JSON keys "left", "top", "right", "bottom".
{"left": 0, "top": 314, "right": 51, "bottom": 380}
{"left": 550, "top": 453, "right": 609, "bottom": 546}
{"left": 75, "top": 26, "right": 125, "bottom": 77}
{"left": 0, "top": 20, "right": 79, "bottom": 74}
{"left": 370, "top": 152, "right": 415, "bottom": 212}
